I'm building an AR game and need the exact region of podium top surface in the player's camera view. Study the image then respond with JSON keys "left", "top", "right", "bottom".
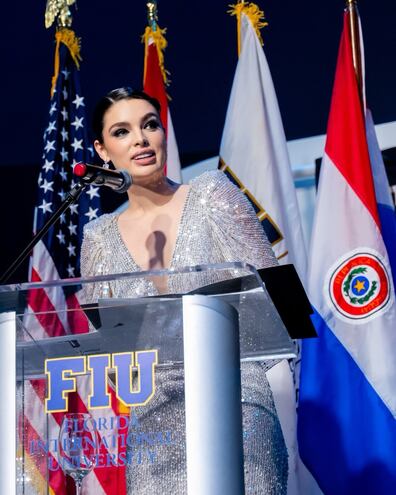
{"left": 0, "top": 263, "right": 303, "bottom": 378}
{"left": 0, "top": 262, "right": 257, "bottom": 294}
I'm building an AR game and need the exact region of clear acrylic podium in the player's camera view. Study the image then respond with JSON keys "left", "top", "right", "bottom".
{"left": 0, "top": 262, "right": 296, "bottom": 495}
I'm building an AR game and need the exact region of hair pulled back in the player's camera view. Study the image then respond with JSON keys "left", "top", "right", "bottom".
{"left": 92, "top": 87, "right": 161, "bottom": 143}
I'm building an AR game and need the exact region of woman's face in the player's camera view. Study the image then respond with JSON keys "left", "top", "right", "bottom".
{"left": 94, "top": 98, "right": 166, "bottom": 183}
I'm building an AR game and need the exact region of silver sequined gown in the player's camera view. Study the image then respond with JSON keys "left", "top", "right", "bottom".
{"left": 81, "top": 170, "right": 288, "bottom": 494}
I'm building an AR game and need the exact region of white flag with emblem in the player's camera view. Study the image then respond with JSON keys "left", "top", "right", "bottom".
{"left": 219, "top": 6, "right": 313, "bottom": 495}
{"left": 219, "top": 11, "right": 306, "bottom": 282}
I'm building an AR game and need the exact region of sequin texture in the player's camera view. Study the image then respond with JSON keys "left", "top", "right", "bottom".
{"left": 81, "top": 170, "right": 288, "bottom": 494}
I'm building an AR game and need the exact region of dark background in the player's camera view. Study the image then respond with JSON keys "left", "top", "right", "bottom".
{"left": 1, "top": 0, "right": 395, "bottom": 282}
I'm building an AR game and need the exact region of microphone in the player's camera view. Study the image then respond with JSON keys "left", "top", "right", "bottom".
{"left": 73, "top": 162, "right": 132, "bottom": 193}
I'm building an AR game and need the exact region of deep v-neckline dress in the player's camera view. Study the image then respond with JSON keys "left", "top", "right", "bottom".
{"left": 80, "top": 170, "right": 288, "bottom": 494}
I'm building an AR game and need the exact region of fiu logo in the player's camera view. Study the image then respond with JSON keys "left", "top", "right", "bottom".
{"left": 45, "top": 350, "right": 158, "bottom": 413}
{"left": 218, "top": 160, "right": 287, "bottom": 260}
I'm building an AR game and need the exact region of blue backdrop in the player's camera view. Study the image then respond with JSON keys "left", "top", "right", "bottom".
{"left": 1, "top": 0, "right": 395, "bottom": 281}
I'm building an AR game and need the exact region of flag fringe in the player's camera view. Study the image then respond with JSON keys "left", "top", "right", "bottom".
{"left": 228, "top": 2, "right": 268, "bottom": 53}
{"left": 142, "top": 25, "right": 171, "bottom": 86}
{"left": 50, "top": 27, "right": 82, "bottom": 97}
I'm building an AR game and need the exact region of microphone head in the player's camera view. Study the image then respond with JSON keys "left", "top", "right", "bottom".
{"left": 115, "top": 170, "right": 133, "bottom": 193}
{"left": 73, "top": 162, "right": 87, "bottom": 177}
{"left": 72, "top": 162, "right": 132, "bottom": 193}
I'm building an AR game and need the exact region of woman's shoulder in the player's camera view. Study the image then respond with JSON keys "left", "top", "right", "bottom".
{"left": 189, "top": 169, "right": 226, "bottom": 187}
{"left": 189, "top": 169, "right": 239, "bottom": 197}
{"left": 189, "top": 169, "right": 245, "bottom": 205}
{"left": 83, "top": 212, "right": 117, "bottom": 240}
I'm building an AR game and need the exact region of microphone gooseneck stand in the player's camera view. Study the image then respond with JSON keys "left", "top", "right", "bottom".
{"left": 0, "top": 179, "right": 91, "bottom": 285}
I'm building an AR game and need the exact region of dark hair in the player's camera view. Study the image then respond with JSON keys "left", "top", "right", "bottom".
{"left": 92, "top": 87, "right": 162, "bottom": 143}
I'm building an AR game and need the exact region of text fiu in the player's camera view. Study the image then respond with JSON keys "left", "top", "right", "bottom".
{"left": 45, "top": 351, "right": 158, "bottom": 413}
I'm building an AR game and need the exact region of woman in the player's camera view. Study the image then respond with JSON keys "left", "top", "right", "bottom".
{"left": 81, "top": 87, "right": 288, "bottom": 494}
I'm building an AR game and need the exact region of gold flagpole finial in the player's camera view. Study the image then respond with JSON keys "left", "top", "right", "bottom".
{"left": 143, "top": 1, "right": 170, "bottom": 86}
{"left": 46, "top": 0, "right": 81, "bottom": 97}
{"left": 45, "top": 0, "right": 76, "bottom": 29}
{"left": 147, "top": 1, "right": 158, "bottom": 32}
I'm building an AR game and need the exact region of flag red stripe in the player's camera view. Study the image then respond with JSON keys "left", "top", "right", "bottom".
{"left": 324, "top": 11, "right": 380, "bottom": 227}
{"left": 21, "top": 413, "right": 68, "bottom": 494}
{"left": 26, "top": 304, "right": 123, "bottom": 493}
{"left": 29, "top": 375, "right": 126, "bottom": 493}
{"left": 25, "top": 384, "right": 124, "bottom": 493}
{"left": 66, "top": 292, "right": 89, "bottom": 334}
{"left": 68, "top": 390, "right": 125, "bottom": 494}
{"left": 23, "top": 380, "right": 69, "bottom": 492}
{"left": 27, "top": 268, "right": 68, "bottom": 337}
{"left": 29, "top": 378, "right": 46, "bottom": 401}
{"left": 20, "top": 415, "right": 48, "bottom": 481}
{"left": 144, "top": 42, "right": 168, "bottom": 133}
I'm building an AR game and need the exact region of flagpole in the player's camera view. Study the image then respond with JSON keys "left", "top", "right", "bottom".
{"left": 346, "top": 0, "right": 363, "bottom": 101}
{"left": 237, "top": 1, "right": 245, "bottom": 57}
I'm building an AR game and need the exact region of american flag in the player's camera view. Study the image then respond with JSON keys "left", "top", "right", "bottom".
{"left": 33, "top": 37, "right": 100, "bottom": 288}
{"left": 20, "top": 28, "right": 126, "bottom": 495}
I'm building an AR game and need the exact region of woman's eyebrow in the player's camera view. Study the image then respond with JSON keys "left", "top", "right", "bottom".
{"left": 141, "top": 112, "right": 159, "bottom": 121}
{"left": 108, "top": 121, "right": 130, "bottom": 132}
{"left": 108, "top": 113, "right": 159, "bottom": 133}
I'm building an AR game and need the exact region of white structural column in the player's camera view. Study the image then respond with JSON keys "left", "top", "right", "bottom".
{"left": 183, "top": 295, "right": 244, "bottom": 495}
{"left": 0, "top": 311, "right": 16, "bottom": 495}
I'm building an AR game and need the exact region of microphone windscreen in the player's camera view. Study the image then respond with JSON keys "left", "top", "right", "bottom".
{"left": 73, "top": 162, "right": 87, "bottom": 177}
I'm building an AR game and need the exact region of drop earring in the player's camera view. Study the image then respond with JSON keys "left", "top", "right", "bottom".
{"left": 103, "top": 160, "right": 110, "bottom": 169}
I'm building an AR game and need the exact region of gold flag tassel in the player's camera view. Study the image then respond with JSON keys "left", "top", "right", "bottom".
{"left": 50, "top": 27, "right": 82, "bottom": 97}
{"left": 142, "top": 24, "right": 170, "bottom": 86}
{"left": 228, "top": 1, "right": 268, "bottom": 55}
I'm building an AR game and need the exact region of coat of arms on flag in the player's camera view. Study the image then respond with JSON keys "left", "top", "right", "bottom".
{"left": 325, "top": 248, "right": 392, "bottom": 322}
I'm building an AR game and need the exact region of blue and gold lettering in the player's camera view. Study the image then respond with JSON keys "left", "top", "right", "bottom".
{"left": 113, "top": 351, "right": 158, "bottom": 407}
{"left": 45, "top": 351, "right": 158, "bottom": 413}
{"left": 45, "top": 356, "right": 85, "bottom": 413}
{"left": 87, "top": 354, "right": 111, "bottom": 409}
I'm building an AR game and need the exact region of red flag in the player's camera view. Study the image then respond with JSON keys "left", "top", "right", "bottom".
{"left": 143, "top": 25, "right": 182, "bottom": 182}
